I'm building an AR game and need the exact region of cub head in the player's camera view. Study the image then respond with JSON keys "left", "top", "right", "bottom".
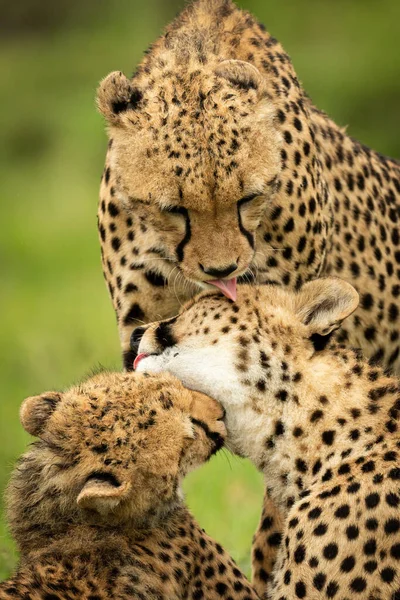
{"left": 11, "top": 372, "right": 225, "bottom": 539}
{"left": 97, "top": 58, "right": 281, "bottom": 290}
{"left": 134, "top": 278, "right": 359, "bottom": 459}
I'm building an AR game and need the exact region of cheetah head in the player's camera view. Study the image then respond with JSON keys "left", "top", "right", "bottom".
{"left": 97, "top": 58, "right": 281, "bottom": 297}
{"left": 14, "top": 372, "right": 225, "bottom": 532}
{"left": 134, "top": 279, "right": 359, "bottom": 462}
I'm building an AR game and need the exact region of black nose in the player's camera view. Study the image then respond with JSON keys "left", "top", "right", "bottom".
{"left": 130, "top": 326, "right": 147, "bottom": 353}
{"left": 199, "top": 263, "right": 238, "bottom": 279}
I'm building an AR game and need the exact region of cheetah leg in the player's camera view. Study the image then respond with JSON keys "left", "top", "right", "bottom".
{"left": 252, "top": 489, "right": 284, "bottom": 597}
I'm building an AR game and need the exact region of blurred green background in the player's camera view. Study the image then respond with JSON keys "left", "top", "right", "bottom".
{"left": 1, "top": 0, "right": 400, "bottom": 580}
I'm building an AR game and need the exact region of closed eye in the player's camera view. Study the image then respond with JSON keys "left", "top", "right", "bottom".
{"left": 189, "top": 418, "right": 225, "bottom": 456}
{"left": 237, "top": 193, "right": 259, "bottom": 207}
{"left": 159, "top": 204, "right": 188, "bottom": 217}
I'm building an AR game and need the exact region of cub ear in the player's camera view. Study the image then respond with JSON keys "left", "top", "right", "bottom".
{"left": 215, "top": 59, "right": 263, "bottom": 93}
{"left": 20, "top": 391, "right": 62, "bottom": 437}
{"left": 96, "top": 71, "right": 144, "bottom": 124}
{"left": 295, "top": 278, "right": 359, "bottom": 337}
{"left": 77, "top": 473, "right": 131, "bottom": 515}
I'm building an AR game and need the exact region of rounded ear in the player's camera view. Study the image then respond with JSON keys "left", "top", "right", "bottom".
{"left": 295, "top": 278, "right": 359, "bottom": 336}
{"left": 20, "top": 391, "right": 62, "bottom": 437}
{"left": 96, "top": 71, "right": 143, "bottom": 124}
{"left": 77, "top": 473, "right": 131, "bottom": 515}
{"left": 215, "top": 59, "right": 263, "bottom": 93}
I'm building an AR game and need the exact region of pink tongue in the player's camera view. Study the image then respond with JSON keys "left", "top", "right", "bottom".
{"left": 209, "top": 277, "right": 237, "bottom": 301}
{"left": 134, "top": 353, "right": 148, "bottom": 371}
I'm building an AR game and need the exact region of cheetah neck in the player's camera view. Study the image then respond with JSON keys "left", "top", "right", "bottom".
{"left": 234, "top": 347, "right": 399, "bottom": 512}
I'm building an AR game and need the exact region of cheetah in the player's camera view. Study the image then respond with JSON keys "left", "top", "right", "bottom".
{"left": 134, "top": 279, "right": 400, "bottom": 599}
{"left": 97, "top": 0, "right": 400, "bottom": 373}
{"left": 0, "top": 371, "right": 259, "bottom": 600}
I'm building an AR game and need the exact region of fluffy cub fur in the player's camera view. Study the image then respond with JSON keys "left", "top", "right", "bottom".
{"left": 136, "top": 280, "right": 400, "bottom": 599}
{"left": 0, "top": 372, "right": 259, "bottom": 600}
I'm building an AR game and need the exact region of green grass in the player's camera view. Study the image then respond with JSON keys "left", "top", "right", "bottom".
{"left": 1, "top": 0, "right": 400, "bottom": 580}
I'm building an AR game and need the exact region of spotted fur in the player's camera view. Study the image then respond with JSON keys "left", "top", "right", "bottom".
{"left": 0, "top": 372, "right": 259, "bottom": 600}
{"left": 135, "top": 280, "right": 400, "bottom": 598}
{"left": 97, "top": 0, "right": 400, "bottom": 375}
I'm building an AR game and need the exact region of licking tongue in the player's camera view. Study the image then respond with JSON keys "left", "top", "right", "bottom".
{"left": 208, "top": 277, "right": 237, "bottom": 301}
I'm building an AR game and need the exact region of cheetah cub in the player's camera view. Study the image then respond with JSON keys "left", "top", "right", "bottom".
{"left": 0, "top": 372, "right": 259, "bottom": 600}
{"left": 136, "top": 279, "right": 400, "bottom": 599}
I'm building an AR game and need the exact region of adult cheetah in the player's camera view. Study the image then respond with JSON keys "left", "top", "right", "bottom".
{"left": 0, "top": 372, "right": 259, "bottom": 600}
{"left": 134, "top": 279, "right": 400, "bottom": 599}
{"left": 97, "top": 0, "right": 400, "bottom": 372}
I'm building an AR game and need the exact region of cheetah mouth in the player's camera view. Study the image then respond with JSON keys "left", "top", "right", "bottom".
{"left": 133, "top": 352, "right": 152, "bottom": 370}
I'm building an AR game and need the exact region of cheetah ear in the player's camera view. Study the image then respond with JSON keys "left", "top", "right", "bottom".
{"left": 77, "top": 474, "right": 131, "bottom": 515}
{"left": 96, "top": 71, "right": 144, "bottom": 124}
{"left": 20, "top": 391, "right": 62, "bottom": 437}
{"left": 215, "top": 60, "right": 263, "bottom": 93}
{"left": 295, "top": 278, "right": 359, "bottom": 337}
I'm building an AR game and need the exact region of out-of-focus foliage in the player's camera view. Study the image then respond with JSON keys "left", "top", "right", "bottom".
{"left": 1, "top": 0, "right": 399, "bottom": 579}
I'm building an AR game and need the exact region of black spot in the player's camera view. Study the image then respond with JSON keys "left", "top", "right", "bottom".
{"left": 310, "top": 410, "right": 323, "bottom": 423}
{"left": 125, "top": 282, "right": 138, "bottom": 293}
{"left": 335, "top": 505, "right": 350, "bottom": 519}
{"left": 365, "top": 493, "right": 380, "bottom": 509}
{"left": 295, "top": 581, "right": 306, "bottom": 598}
{"left": 308, "top": 507, "right": 321, "bottom": 520}
{"left": 347, "top": 482, "right": 360, "bottom": 494}
{"left": 284, "top": 217, "right": 294, "bottom": 233}
{"left": 386, "top": 493, "right": 400, "bottom": 507}
{"left": 364, "top": 538, "right": 377, "bottom": 555}
{"left": 267, "top": 532, "right": 282, "bottom": 546}
{"left": 391, "top": 544, "right": 400, "bottom": 560}
{"left": 366, "top": 518, "right": 378, "bottom": 531}
{"left": 108, "top": 202, "right": 119, "bottom": 217}
{"left": 341, "top": 556, "right": 355, "bottom": 572}
{"left": 296, "top": 459, "right": 307, "bottom": 473}
{"left": 111, "top": 237, "right": 121, "bottom": 252}
{"left": 313, "top": 572, "right": 326, "bottom": 591}
{"left": 322, "top": 430, "right": 335, "bottom": 445}
{"left": 346, "top": 525, "right": 359, "bottom": 540}
{"left": 313, "top": 523, "right": 327, "bottom": 536}
{"left": 294, "top": 117, "right": 303, "bottom": 131}
{"left": 123, "top": 303, "right": 145, "bottom": 326}
{"left": 284, "top": 131, "right": 293, "bottom": 144}
{"left": 323, "top": 543, "right": 338, "bottom": 560}
{"left": 385, "top": 519, "right": 400, "bottom": 535}
{"left": 155, "top": 319, "right": 177, "bottom": 349}
{"left": 326, "top": 581, "right": 339, "bottom": 598}
{"left": 215, "top": 582, "right": 228, "bottom": 596}
{"left": 310, "top": 331, "right": 334, "bottom": 352}
{"left": 350, "top": 577, "right": 366, "bottom": 593}
{"left": 294, "top": 544, "right": 306, "bottom": 563}
{"left": 144, "top": 270, "right": 167, "bottom": 287}
{"left": 381, "top": 567, "right": 396, "bottom": 583}
{"left": 128, "top": 88, "right": 143, "bottom": 110}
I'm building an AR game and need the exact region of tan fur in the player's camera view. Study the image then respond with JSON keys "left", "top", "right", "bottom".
{"left": 0, "top": 372, "right": 259, "bottom": 600}
{"left": 134, "top": 280, "right": 400, "bottom": 598}
{"left": 97, "top": 0, "right": 400, "bottom": 375}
